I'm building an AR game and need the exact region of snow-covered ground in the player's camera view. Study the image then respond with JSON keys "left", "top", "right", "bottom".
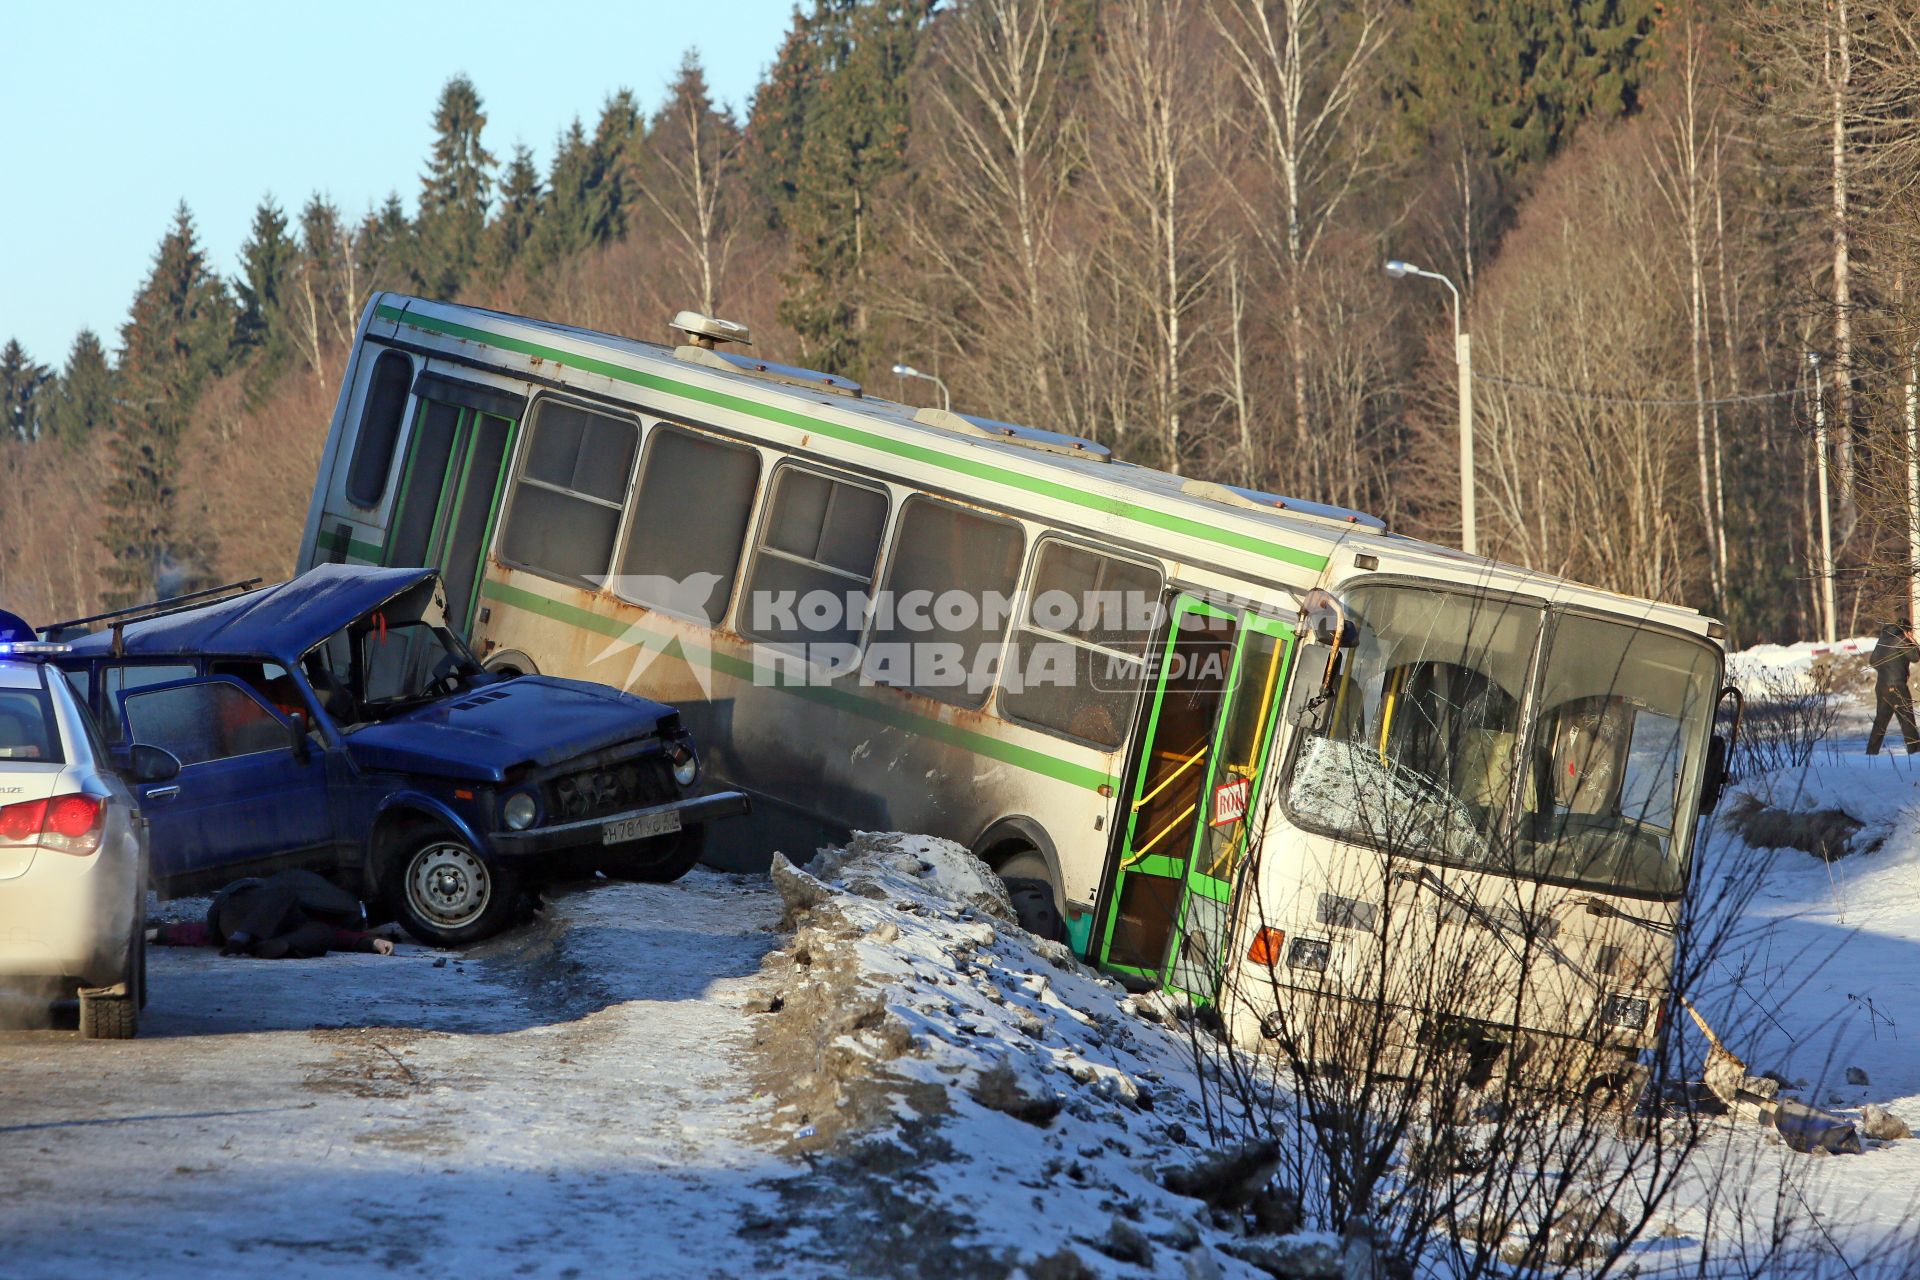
{"left": 8, "top": 633, "right": 1920, "bottom": 1276}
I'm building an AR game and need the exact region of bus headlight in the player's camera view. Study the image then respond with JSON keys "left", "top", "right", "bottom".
{"left": 1286, "top": 937, "right": 1331, "bottom": 972}
{"left": 502, "top": 791, "right": 538, "bottom": 831}
{"left": 670, "top": 743, "right": 698, "bottom": 788}
{"left": 1602, "top": 993, "right": 1650, "bottom": 1031}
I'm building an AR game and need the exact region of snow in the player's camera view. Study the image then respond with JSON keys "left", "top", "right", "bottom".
{"left": 10, "top": 626, "right": 1920, "bottom": 1274}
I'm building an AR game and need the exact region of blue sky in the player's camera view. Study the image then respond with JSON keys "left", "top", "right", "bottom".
{"left": 0, "top": 1, "right": 798, "bottom": 366}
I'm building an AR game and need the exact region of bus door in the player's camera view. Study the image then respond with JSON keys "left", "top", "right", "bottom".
{"left": 1166, "top": 615, "right": 1292, "bottom": 1000}
{"left": 383, "top": 377, "right": 521, "bottom": 637}
{"left": 1096, "top": 597, "right": 1292, "bottom": 1000}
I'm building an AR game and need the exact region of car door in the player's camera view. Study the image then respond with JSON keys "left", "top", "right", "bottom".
{"left": 118, "top": 676, "right": 334, "bottom": 886}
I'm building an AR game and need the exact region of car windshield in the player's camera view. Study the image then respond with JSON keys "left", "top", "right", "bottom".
{"left": 301, "top": 582, "right": 484, "bottom": 726}
{"left": 1283, "top": 584, "right": 1719, "bottom": 899}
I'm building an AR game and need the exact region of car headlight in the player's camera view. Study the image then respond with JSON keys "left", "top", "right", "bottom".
{"left": 670, "top": 743, "right": 698, "bottom": 788}
{"left": 502, "top": 791, "right": 538, "bottom": 831}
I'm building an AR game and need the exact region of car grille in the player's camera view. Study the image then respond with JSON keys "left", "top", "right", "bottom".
{"left": 547, "top": 754, "right": 675, "bottom": 823}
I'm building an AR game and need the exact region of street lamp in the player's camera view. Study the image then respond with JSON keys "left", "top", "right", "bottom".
{"left": 1385, "top": 259, "right": 1476, "bottom": 557}
{"left": 891, "top": 362, "right": 951, "bottom": 413}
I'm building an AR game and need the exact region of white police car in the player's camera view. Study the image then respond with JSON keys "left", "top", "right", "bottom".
{"left": 0, "top": 613, "right": 147, "bottom": 1038}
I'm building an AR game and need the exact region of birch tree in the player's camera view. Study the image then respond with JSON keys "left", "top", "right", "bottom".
{"left": 638, "top": 52, "right": 743, "bottom": 317}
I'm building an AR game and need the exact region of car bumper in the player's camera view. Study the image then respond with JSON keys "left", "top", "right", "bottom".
{"left": 488, "top": 790, "right": 751, "bottom": 859}
{"left": 0, "top": 843, "right": 142, "bottom": 987}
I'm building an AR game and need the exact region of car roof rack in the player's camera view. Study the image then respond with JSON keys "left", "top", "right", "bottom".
{"left": 43, "top": 578, "right": 265, "bottom": 657}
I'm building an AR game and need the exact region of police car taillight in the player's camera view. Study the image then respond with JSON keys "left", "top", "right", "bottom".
{"left": 0, "top": 794, "right": 103, "bottom": 855}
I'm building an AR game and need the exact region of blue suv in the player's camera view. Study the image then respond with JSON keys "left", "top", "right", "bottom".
{"left": 49, "top": 565, "right": 747, "bottom": 946}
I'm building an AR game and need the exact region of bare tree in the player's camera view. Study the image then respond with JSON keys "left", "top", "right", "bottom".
{"left": 889, "top": 0, "right": 1076, "bottom": 426}
{"left": 1085, "top": 0, "right": 1226, "bottom": 466}
{"left": 1210, "top": 0, "right": 1388, "bottom": 452}
{"left": 637, "top": 51, "right": 743, "bottom": 317}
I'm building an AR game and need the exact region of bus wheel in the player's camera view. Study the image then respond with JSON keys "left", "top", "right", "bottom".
{"left": 995, "top": 850, "right": 1065, "bottom": 943}
{"left": 601, "top": 825, "right": 707, "bottom": 884}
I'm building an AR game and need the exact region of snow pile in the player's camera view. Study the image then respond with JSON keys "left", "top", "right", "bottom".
{"left": 747, "top": 831, "right": 1344, "bottom": 1279}
{"left": 1730, "top": 634, "right": 1875, "bottom": 691}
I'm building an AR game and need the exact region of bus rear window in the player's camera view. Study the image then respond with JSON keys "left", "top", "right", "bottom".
{"left": 0, "top": 688, "right": 60, "bottom": 762}
{"left": 345, "top": 350, "right": 413, "bottom": 508}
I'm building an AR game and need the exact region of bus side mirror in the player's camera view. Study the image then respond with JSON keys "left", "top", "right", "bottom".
{"left": 1699, "top": 733, "right": 1730, "bottom": 814}
{"left": 1285, "top": 647, "right": 1333, "bottom": 729}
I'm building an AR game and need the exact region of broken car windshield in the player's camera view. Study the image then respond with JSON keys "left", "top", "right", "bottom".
{"left": 302, "top": 588, "right": 482, "bottom": 725}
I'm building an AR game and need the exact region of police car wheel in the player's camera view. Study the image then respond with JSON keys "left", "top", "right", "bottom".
{"left": 389, "top": 833, "right": 518, "bottom": 947}
{"left": 600, "top": 825, "right": 706, "bottom": 884}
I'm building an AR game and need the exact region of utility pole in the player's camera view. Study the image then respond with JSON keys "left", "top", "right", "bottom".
{"left": 1811, "top": 352, "right": 1838, "bottom": 644}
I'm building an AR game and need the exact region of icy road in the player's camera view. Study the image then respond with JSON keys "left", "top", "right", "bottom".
{"left": 0, "top": 870, "right": 794, "bottom": 1278}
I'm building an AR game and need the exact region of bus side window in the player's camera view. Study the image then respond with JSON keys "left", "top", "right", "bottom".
{"left": 498, "top": 399, "right": 640, "bottom": 585}
{"left": 868, "top": 495, "right": 1025, "bottom": 710}
{"left": 1001, "top": 540, "right": 1163, "bottom": 749}
{"left": 344, "top": 350, "right": 414, "bottom": 508}
{"left": 742, "top": 465, "right": 887, "bottom": 661}
{"left": 613, "top": 424, "right": 761, "bottom": 625}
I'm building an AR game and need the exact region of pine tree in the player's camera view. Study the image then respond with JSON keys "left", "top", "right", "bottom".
{"left": 99, "top": 204, "right": 231, "bottom": 606}
{"left": 43, "top": 330, "right": 113, "bottom": 445}
{"left": 488, "top": 143, "right": 543, "bottom": 280}
{"left": 745, "top": 8, "right": 826, "bottom": 229}
{"left": 0, "top": 339, "right": 51, "bottom": 442}
{"left": 1396, "top": 0, "right": 1658, "bottom": 176}
{"left": 526, "top": 120, "right": 593, "bottom": 272}
{"left": 585, "top": 89, "right": 644, "bottom": 245}
{"left": 414, "top": 75, "right": 496, "bottom": 299}
{"left": 773, "top": 0, "right": 933, "bottom": 374}
{"left": 358, "top": 192, "right": 413, "bottom": 291}
{"left": 235, "top": 196, "right": 295, "bottom": 357}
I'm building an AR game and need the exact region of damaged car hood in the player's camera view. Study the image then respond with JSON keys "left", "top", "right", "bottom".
{"left": 344, "top": 675, "right": 677, "bottom": 782}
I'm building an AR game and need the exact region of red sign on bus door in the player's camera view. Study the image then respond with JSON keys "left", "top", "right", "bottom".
{"left": 1211, "top": 776, "right": 1251, "bottom": 827}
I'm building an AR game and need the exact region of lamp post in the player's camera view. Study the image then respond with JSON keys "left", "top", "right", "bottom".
{"left": 891, "top": 362, "right": 951, "bottom": 412}
{"left": 1385, "top": 259, "right": 1475, "bottom": 557}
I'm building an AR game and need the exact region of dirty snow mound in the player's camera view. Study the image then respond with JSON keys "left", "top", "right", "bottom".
{"left": 747, "top": 831, "right": 1334, "bottom": 1279}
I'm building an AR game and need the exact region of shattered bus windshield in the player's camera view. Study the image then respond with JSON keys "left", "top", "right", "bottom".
{"left": 1282, "top": 583, "right": 1719, "bottom": 898}
{"left": 1284, "top": 585, "right": 1540, "bottom": 866}
{"left": 1513, "top": 614, "right": 1718, "bottom": 898}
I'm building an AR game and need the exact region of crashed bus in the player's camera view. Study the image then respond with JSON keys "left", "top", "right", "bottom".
{"left": 297, "top": 294, "right": 1732, "bottom": 1091}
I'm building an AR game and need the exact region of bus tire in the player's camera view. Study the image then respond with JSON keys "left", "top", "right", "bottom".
{"left": 995, "top": 849, "right": 1066, "bottom": 943}
{"left": 601, "top": 825, "right": 706, "bottom": 884}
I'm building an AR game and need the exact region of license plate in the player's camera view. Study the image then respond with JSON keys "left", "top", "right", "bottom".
{"left": 600, "top": 810, "right": 682, "bottom": 845}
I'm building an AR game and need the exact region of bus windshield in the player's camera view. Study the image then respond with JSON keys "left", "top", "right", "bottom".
{"left": 1282, "top": 584, "right": 1718, "bottom": 899}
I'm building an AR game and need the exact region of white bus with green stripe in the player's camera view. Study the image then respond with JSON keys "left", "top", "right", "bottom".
{"left": 301, "top": 294, "right": 1730, "bottom": 1080}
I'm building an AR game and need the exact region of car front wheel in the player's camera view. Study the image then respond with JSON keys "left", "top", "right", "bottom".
{"left": 388, "top": 832, "right": 518, "bottom": 947}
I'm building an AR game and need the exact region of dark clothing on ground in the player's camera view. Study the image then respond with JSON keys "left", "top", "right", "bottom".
{"left": 1868, "top": 624, "right": 1920, "bottom": 754}
{"left": 199, "top": 870, "right": 375, "bottom": 958}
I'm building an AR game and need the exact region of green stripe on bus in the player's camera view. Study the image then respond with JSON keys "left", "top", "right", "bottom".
{"left": 315, "top": 528, "right": 385, "bottom": 562}
{"left": 376, "top": 304, "right": 1329, "bottom": 573}
{"left": 479, "top": 578, "right": 1120, "bottom": 794}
